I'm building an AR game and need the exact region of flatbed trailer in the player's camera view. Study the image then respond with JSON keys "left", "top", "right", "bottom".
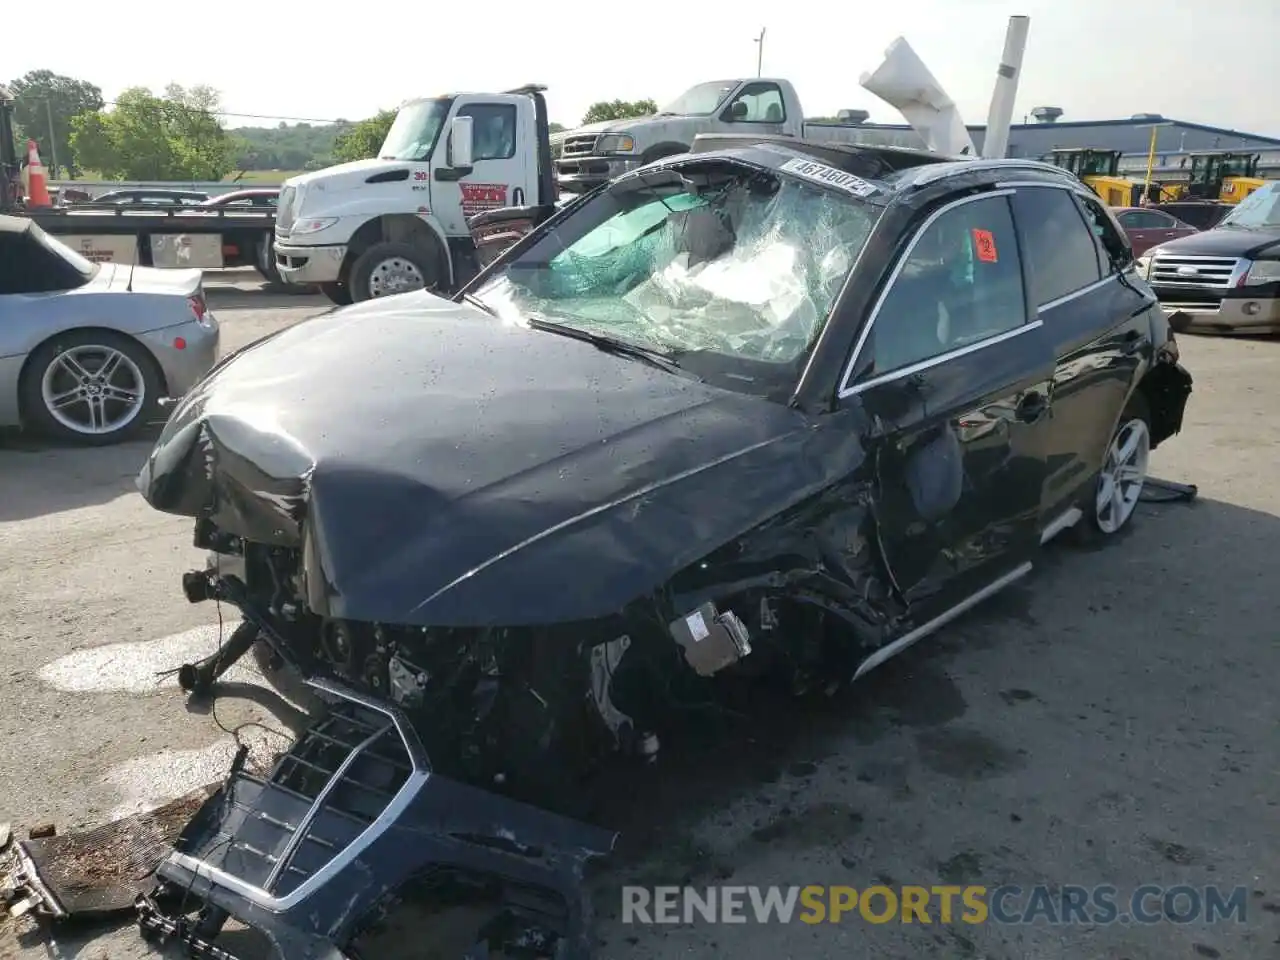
{"left": 20, "top": 204, "right": 280, "bottom": 281}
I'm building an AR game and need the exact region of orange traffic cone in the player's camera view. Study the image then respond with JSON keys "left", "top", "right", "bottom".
{"left": 25, "top": 140, "right": 51, "bottom": 207}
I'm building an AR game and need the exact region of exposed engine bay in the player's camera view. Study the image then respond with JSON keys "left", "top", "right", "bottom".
{"left": 184, "top": 513, "right": 895, "bottom": 818}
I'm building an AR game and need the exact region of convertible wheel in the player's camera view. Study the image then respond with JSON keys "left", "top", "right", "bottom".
{"left": 1090, "top": 394, "right": 1151, "bottom": 536}
{"left": 21, "top": 330, "right": 162, "bottom": 445}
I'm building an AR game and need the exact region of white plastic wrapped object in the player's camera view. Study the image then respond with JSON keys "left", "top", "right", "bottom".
{"left": 859, "top": 37, "right": 977, "bottom": 157}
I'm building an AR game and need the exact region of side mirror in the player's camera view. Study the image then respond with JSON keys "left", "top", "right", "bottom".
{"left": 728, "top": 101, "right": 749, "bottom": 121}
{"left": 449, "top": 115, "right": 474, "bottom": 169}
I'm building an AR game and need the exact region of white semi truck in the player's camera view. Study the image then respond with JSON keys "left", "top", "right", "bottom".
{"left": 273, "top": 85, "right": 559, "bottom": 305}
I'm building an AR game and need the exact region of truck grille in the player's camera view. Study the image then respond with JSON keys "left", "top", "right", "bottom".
{"left": 174, "top": 696, "right": 415, "bottom": 898}
{"left": 560, "top": 135, "right": 599, "bottom": 158}
{"left": 275, "top": 185, "right": 296, "bottom": 234}
{"left": 1149, "top": 255, "right": 1242, "bottom": 291}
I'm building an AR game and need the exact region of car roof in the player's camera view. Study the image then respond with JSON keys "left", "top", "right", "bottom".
{"left": 208, "top": 188, "right": 279, "bottom": 199}
{"left": 684, "top": 134, "right": 1080, "bottom": 196}
{"left": 0, "top": 214, "right": 34, "bottom": 234}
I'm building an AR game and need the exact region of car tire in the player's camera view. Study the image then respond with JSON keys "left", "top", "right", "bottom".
{"left": 20, "top": 329, "right": 164, "bottom": 446}
{"left": 318, "top": 282, "right": 353, "bottom": 306}
{"left": 1086, "top": 391, "right": 1151, "bottom": 537}
{"left": 348, "top": 241, "right": 440, "bottom": 302}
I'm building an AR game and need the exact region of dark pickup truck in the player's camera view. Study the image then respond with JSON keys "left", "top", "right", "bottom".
{"left": 1137, "top": 180, "right": 1280, "bottom": 335}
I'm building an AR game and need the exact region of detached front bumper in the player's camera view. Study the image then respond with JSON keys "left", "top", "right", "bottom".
{"left": 136, "top": 676, "right": 617, "bottom": 960}
{"left": 274, "top": 239, "right": 347, "bottom": 286}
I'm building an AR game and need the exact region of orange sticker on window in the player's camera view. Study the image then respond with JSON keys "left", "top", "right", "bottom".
{"left": 972, "top": 228, "right": 998, "bottom": 263}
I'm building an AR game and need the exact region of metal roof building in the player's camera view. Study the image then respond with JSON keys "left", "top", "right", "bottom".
{"left": 810, "top": 113, "right": 1280, "bottom": 176}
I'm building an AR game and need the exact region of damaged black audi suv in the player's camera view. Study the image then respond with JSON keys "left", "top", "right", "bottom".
{"left": 132, "top": 134, "right": 1193, "bottom": 959}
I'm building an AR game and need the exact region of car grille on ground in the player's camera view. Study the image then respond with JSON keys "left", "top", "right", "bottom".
{"left": 178, "top": 699, "right": 413, "bottom": 898}
{"left": 559, "top": 135, "right": 599, "bottom": 158}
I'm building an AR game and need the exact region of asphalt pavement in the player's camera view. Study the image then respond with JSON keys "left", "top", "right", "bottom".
{"left": 0, "top": 270, "right": 1276, "bottom": 959}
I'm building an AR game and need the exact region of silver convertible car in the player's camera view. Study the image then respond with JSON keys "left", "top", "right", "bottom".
{"left": 0, "top": 215, "right": 220, "bottom": 444}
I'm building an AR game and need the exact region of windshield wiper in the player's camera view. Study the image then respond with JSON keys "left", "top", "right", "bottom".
{"left": 525, "top": 317, "right": 692, "bottom": 378}
{"left": 462, "top": 292, "right": 496, "bottom": 316}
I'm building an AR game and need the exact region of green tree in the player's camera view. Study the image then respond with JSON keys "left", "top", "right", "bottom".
{"left": 333, "top": 110, "right": 396, "bottom": 163}
{"left": 69, "top": 86, "right": 234, "bottom": 181}
{"left": 162, "top": 84, "right": 234, "bottom": 180}
{"left": 580, "top": 99, "right": 657, "bottom": 125}
{"left": 549, "top": 122, "right": 566, "bottom": 134}
{"left": 9, "top": 70, "right": 104, "bottom": 177}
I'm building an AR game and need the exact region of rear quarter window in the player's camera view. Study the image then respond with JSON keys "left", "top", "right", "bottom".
{"left": 1012, "top": 187, "right": 1102, "bottom": 305}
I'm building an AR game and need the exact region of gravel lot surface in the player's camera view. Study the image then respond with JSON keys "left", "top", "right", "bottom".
{"left": 0, "top": 270, "right": 1276, "bottom": 959}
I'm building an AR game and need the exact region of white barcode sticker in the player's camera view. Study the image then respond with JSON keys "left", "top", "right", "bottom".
{"left": 779, "top": 157, "right": 878, "bottom": 197}
{"left": 685, "top": 611, "right": 710, "bottom": 642}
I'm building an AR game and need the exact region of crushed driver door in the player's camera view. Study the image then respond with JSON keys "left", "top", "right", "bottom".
{"left": 841, "top": 191, "right": 1052, "bottom": 615}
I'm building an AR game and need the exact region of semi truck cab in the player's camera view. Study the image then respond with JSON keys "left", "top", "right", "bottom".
{"left": 274, "top": 85, "right": 557, "bottom": 305}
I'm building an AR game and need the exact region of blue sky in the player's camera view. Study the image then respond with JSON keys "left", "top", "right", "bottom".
{"left": 13, "top": 0, "right": 1279, "bottom": 136}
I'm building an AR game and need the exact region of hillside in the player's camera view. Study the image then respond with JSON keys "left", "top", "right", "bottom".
{"left": 229, "top": 121, "right": 353, "bottom": 172}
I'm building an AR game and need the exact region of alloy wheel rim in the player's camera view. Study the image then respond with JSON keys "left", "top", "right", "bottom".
{"left": 1095, "top": 418, "right": 1150, "bottom": 534}
{"left": 40, "top": 345, "right": 145, "bottom": 435}
{"left": 368, "top": 258, "right": 425, "bottom": 298}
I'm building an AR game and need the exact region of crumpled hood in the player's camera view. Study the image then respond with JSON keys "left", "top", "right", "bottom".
{"left": 138, "top": 291, "right": 857, "bottom": 626}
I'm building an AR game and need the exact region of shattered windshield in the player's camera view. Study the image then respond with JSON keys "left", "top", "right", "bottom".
{"left": 380, "top": 98, "right": 452, "bottom": 162}
{"left": 658, "top": 81, "right": 738, "bottom": 116}
{"left": 1219, "top": 182, "right": 1280, "bottom": 228}
{"left": 472, "top": 162, "right": 881, "bottom": 396}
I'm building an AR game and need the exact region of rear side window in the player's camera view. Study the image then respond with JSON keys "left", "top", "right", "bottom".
{"left": 1117, "top": 210, "right": 1172, "bottom": 229}
{"left": 862, "top": 194, "right": 1028, "bottom": 378}
{"left": 1076, "top": 194, "right": 1133, "bottom": 270}
{"left": 1012, "top": 187, "right": 1101, "bottom": 306}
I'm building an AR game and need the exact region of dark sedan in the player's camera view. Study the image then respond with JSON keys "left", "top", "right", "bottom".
{"left": 133, "top": 139, "right": 1192, "bottom": 960}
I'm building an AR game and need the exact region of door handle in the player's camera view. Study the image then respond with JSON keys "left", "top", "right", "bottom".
{"left": 1015, "top": 391, "right": 1049, "bottom": 423}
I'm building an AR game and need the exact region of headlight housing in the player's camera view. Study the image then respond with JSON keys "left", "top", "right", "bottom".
{"left": 1135, "top": 253, "right": 1155, "bottom": 279}
{"left": 291, "top": 217, "right": 338, "bottom": 236}
{"left": 596, "top": 134, "right": 636, "bottom": 154}
{"left": 1243, "top": 259, "right": 1280, "bottom": 286}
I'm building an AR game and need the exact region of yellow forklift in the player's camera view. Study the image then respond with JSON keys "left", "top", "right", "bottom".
{"left": 1045, "top": 148, "right": 1165, "bottom": 206}
{"left": 1163, "top": 152, "right": 1268, "bottom": 204}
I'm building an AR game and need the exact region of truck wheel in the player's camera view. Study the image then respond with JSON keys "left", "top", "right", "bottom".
{"left": 349, "top": 241, "right": 439, "bottom": 302}
{"left": 255, "top": 236, "right": 283, "bottom": 286}
{"left": 319, "top": 282, "right": 353, "bottom": 306}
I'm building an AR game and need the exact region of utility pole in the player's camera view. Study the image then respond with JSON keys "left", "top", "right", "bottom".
{"left": 44, "top": 99, "right": 60, "bottom": 179}
{"left": 754, "top": 28, "right": 766, "bottom": 77}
